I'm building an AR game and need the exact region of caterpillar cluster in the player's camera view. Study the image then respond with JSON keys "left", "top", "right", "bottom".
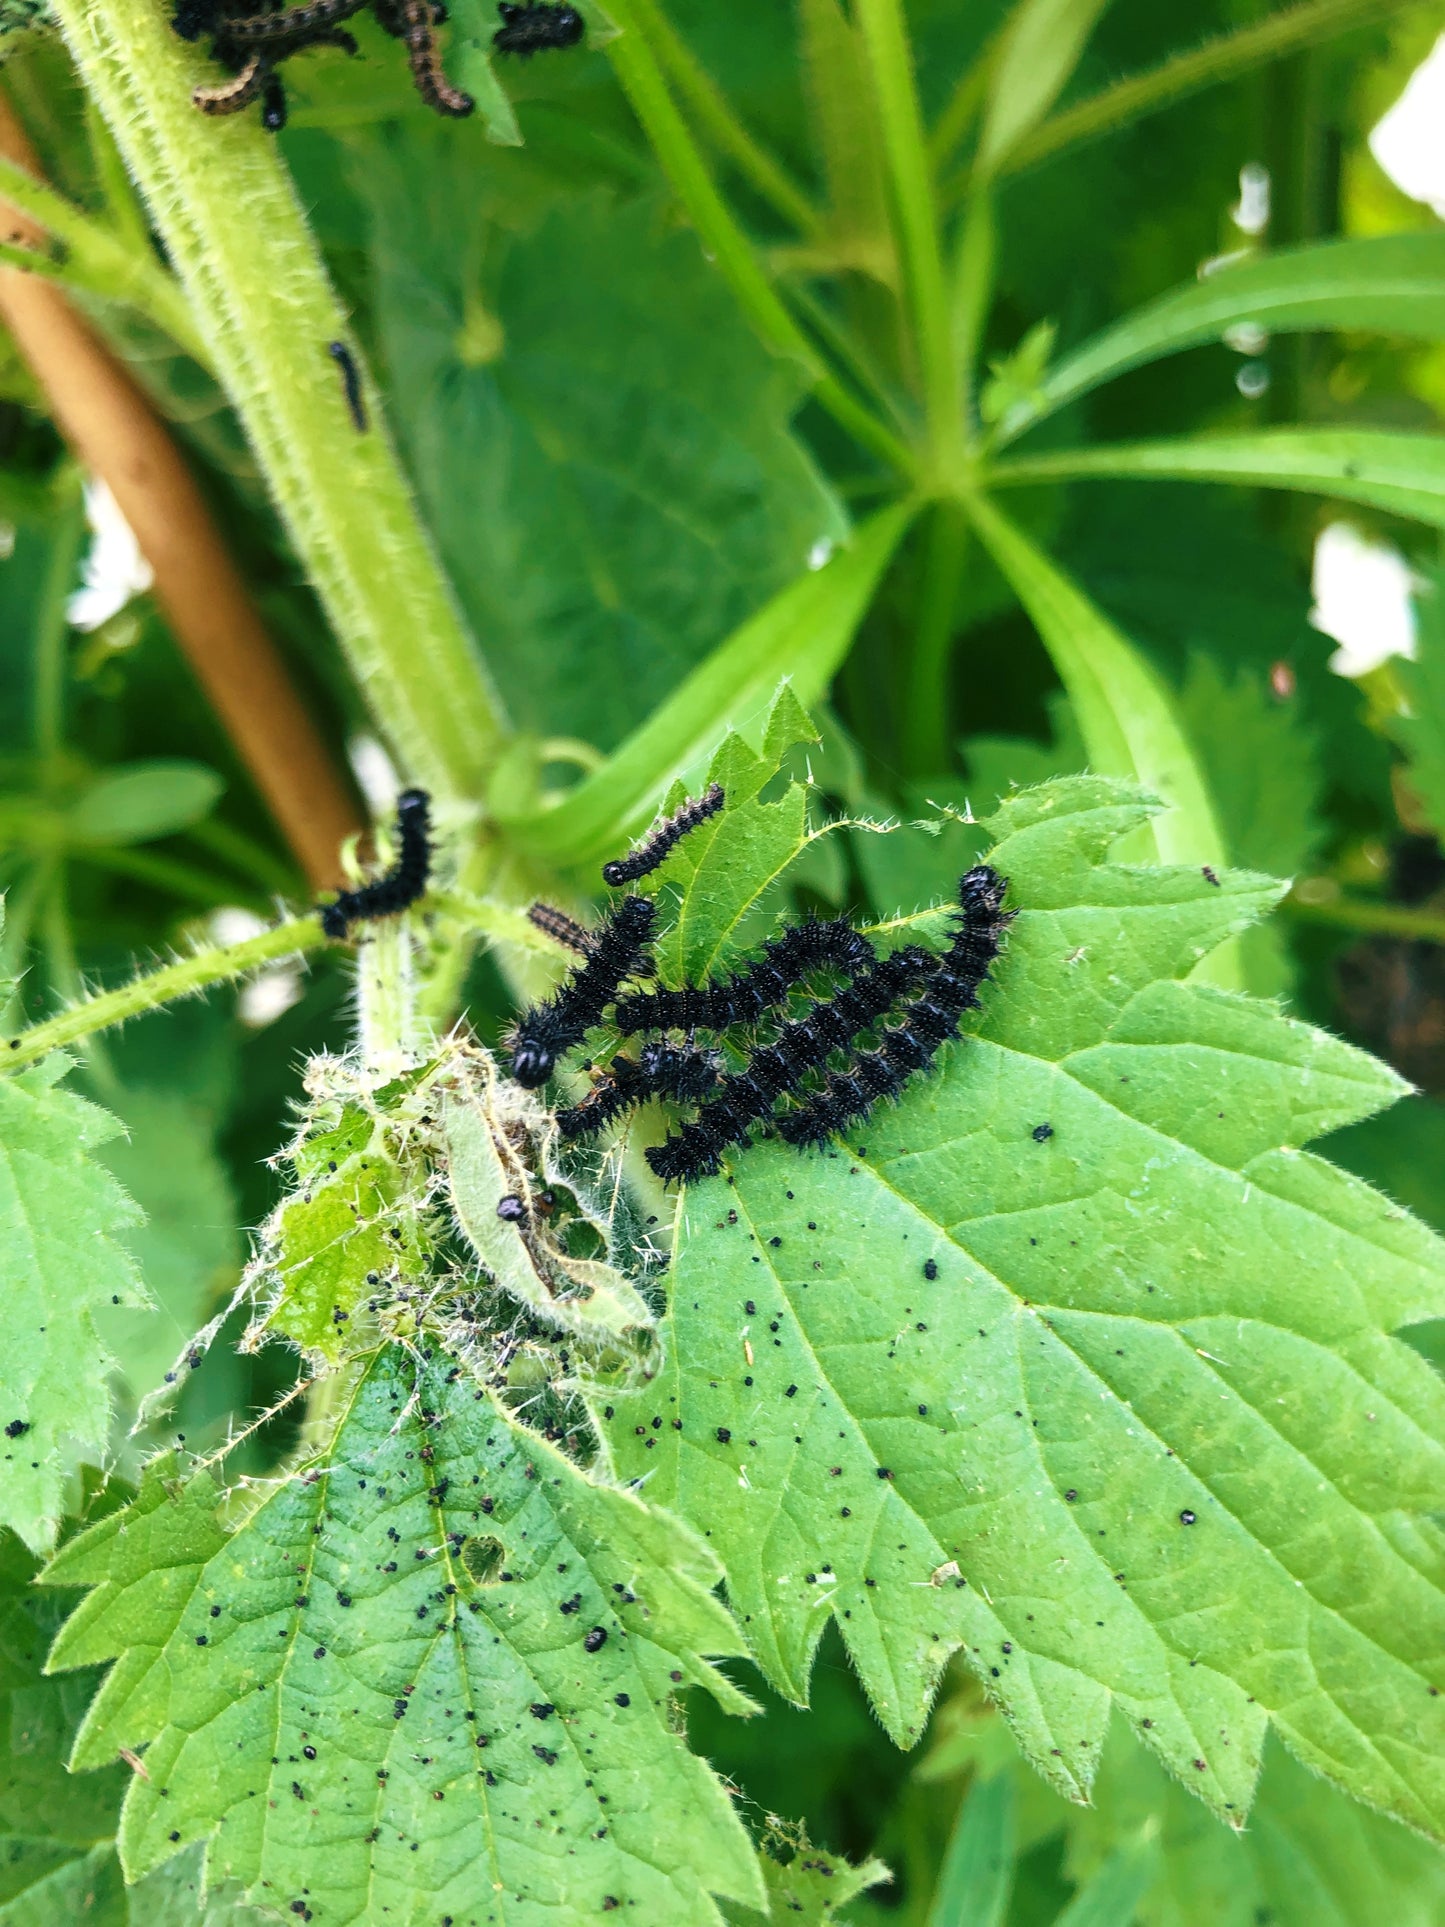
{"left": 319, "top": 788, "right": 432, "bottom": 939}
{"left": 508, "top": 782, "right": 1013, "bottom": 1183}
{"left": 172, "top": 0, "right": 579, "bottom": 130}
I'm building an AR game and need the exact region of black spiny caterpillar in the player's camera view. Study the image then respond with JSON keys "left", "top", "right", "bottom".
{"left": 602, "top": 783, "right": 725, "bottom": 888}
{"left": 492, "top": 0, "right": 584, "bottom": 56}
{"left": 614, "top": 915, "right": 873, "bottom": 1037}
{"left": 555, "top": 1041, "right": 723, "bottom": 1141}
{"left": 778, "top": 866, "right": 1013, "bottom": 1151}
{"left": 319, "top": 789, "right": 432, "bottom": 940}
{"left": 645, "top": 943, "right": 938, "bottom": 1185}
{"left": 507, "top": 896, "right": 657, "bottom": 1089}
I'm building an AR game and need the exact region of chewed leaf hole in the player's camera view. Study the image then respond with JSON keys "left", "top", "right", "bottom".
{"left": 460, "top": 1534, "right": 507, "bottom": 1586}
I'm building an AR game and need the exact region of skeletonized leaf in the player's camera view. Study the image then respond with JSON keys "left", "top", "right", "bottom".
{"left": 0, "top": 1060, "right": 148, "bottom": 1553}
{"left": 43, "top": 1344, "right": 764, "bottom": 1925}
{"left": 443, "top": 1050, "right": 654, "bottom": 1337}
{"left": 598, "top": 777, "right": 1445, "bottom": 1841}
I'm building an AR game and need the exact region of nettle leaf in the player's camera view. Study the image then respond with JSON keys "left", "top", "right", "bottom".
{"left": 254, "top": 1119, "right": 429, "bottom": 1362}
{"left": 650, "top": 683, "right": 822, "bottom": 985}
{"left": 0, "top": 1519, "right": 280, "bottom": 1927}
{"left": 0, "top": 1526, "right": 129, "bottom": 1923}
{"left": 1062, "top": 1719, "right": 1445, "bottom": 1927}
{"left": 730, "top": 1829, "right": 889, "bottom": 1924}
{"left": 0, "top": 1059, "right": 149, "bottom": 1553}
{"left": 43, "top": 1344, "right": 764, "bottom": 1925}
{"left": 598, "top": 776, "right": 1445, "bottom": 1840}
{"left": 368, "top": 162, "right": 847, "bottom": 753}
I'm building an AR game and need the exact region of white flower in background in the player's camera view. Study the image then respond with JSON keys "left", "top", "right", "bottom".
{"left": 1370, "top": 33, "right": 1445, "bottom": 216}
{"left": 1231, "top": 161, "right": 1271, "bottom": 236}
{"left": 1309, "top": 522, "right": 1417, "bottom": 677}
{"left": 67, "top": 477, "right": 153, "bottom": 632}
{"left": 238, "top": 969, "right": 304, "bottom": 1028}
{"left": 208, "top": 907, "right": 305, "bottom": 1029}
{"left": 348, "top": 733, "right": 401, "bottom": 813}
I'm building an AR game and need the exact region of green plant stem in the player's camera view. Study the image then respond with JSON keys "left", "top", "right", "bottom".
{"left": 32, "top": 472, "right": 85, "bottom": 767}
{"left": 50, "top": 0, "right": 506, "bottom": 805}
{"left": 186, "top": 815, "right": 299, "bottom": 896}
{"left": 625, "top": 0, "right": 821, "bottom": 236}
{"left": 39, "top": 865, "right": 117, "bottom": 1095}
{"left": 901, "top": 503, "right": 969, "bottom": 773}
{"left": 604, "top": 0, "right": 913, "bottom": 477}
{"left": 2, "top": 913, "right": 329, "bottom": 1070}
{"left": 74, "top": 843, "right": 261, "bottom": 910}
{"left": 777, "top": 275, "right": 911, "bottom": 431}
{"left": 86, "top": 99, "right": 152, "bottom": 259}
{"left": 1283, "top": 891, "right": 1445, "bottom": 946}
{"left": 0, "top": 153, "right": 207, "bottom": 360}
{"left": 854, "top": 0, "right": 963, "bottom": 484}
{"left": 0, "top": 859, "right": 54, "bottom": 1027}
{"left": 928, "top": 36, "right": 996, "bottom": 171}
{"left": 993, "top": 0, "right": 1412, "bottom": 182}
{"left": 949, "top": 185, "right": 995, "bottom": 431}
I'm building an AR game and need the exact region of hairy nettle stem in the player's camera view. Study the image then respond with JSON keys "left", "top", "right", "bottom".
{"left": 2, "top": 918, "right": 329, "bottom": 1070}
{"left": 47, "top": 0, "right": 506, "bottom": 805}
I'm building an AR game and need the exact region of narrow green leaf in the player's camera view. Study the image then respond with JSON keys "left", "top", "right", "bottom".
{"left": 797, "top": 0, "right": 894, "bottom": 271}
{"left": 1394, "top": 570, "right": 1445, "bottom": 849}
{"left": 1052, "top": 1834, "right": 1156, "bottom": 1927}
{"left": 43, "top": 1347, "right": 765, "bottom": 1923}
{"left": 0, "top": 1063, "right": 148, "bottom": 1553}
{"left": 500, "top": 505, "right": 912, "bottom": 869}
{"left": 1057, "top": 1716, "right": 1445, "bottom": 1927}
{"left": 928, "top": 1772, "right": 1014, "bottom": 1927}
{"left": 598, "top": 778, "right": 1445, "bottom": 1839}
{"left": 990, "top": 430, "right": 1445, "bottom": 530}
{"left": 66, "top": 762, "right": 223, "bottom": 848}
{"left": 976, "top": 0, "right": 1113, "bottom": 178}
{"left": 996, "top": 237, "right": 1445, "bottom": 445}
{"left": 962, "top": 495, "right": 1233, "bottom": 980}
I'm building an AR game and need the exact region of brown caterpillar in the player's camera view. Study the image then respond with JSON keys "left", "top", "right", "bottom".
{"left": 402, "top": 0, "right": 474, "bottom": 116}
{"left": 192, "top": 52, "right": 268, "bottom": 112}
{"left": 527, "top": 903, "right": 594, "bottom": 956}
{"left": 218, "top": 0, "right": 367, "bottom": 41}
